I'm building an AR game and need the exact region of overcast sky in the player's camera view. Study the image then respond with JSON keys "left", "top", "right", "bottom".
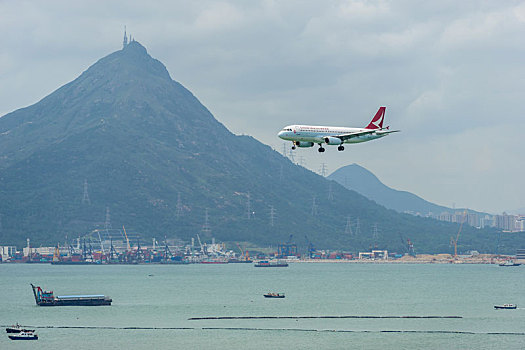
{"left": 1, "top": 0, "right": 524, "bottom": 214}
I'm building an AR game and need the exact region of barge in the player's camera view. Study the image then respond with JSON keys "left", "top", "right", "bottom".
{"left": 31, "top": 284, "right": 112, "bottom": 306}
{"left": 264, "top": 292, "right": 285, "bottom": 298}
{"left": 254, "top": 260, "right": 288, "bottom": 267}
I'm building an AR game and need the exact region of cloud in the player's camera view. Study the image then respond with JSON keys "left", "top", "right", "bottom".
{"left": 0, "top": 0, "right": 524, "bottom": 213}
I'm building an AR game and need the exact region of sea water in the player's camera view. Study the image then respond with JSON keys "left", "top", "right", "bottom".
{"left": 0, "top": 263, "right": 524, "bottom": 349}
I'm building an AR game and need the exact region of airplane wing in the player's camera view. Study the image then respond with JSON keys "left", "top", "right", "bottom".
{"left": 335, "top": 128, "right": 400, "bottom": 141}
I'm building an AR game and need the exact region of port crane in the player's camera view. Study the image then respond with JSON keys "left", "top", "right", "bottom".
{"left": 134, "top": 238, "right": 145, "bottom": 262}
{"left": 196, "top": 234, "right": 205, "bottom": 254}
{"left": 399, "top": 235, "right": 416, "bottom": 257}
{"left": 450, "top": 210, "right": 467, "bottom": 258}
{"left": 304, "top": 235, "right": 315, "bottom": 258}
{"left": 278, "top": 234, "right": 297, "bottom": 258}
{"left": 406, "top": 238, "right": 416, "bottom": 257}
{"left": 122, "top": 225, "right": 131, "bottom": 251}
{"left": 109, "top": 238, "right": 119, "bottom": 262}
{"left": 163, "top": 236, "right": 173, "bottom": 261}
{"left": 53, "top": 244, "right": 60, "bottom": 262}
{"left": 236, "top": 243, "right": 250, "bottom": 261}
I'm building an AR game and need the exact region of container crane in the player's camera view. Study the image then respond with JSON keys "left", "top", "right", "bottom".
{"left": 304, "top": 235, "right": 315, "bottom": 258}
{"left": 196, "top": 234, "right": 204, "bottom": 254}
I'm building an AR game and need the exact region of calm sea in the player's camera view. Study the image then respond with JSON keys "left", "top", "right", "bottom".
{"left": 0, "top": 262, "right": 524, "bottom": 349}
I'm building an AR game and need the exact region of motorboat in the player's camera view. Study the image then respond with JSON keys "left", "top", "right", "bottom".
{"left": 499, "top": 260, "right": 521, "bottom": 267}
{"left": 494, "top": 304, "right": 517, "bottom": 310}
{"left": 8, "top": 331, "right": 38, "bottom": 340}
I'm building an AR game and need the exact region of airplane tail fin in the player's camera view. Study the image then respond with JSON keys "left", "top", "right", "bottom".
{"left": 365, "top": 107, "right": 386, "bottom": 129}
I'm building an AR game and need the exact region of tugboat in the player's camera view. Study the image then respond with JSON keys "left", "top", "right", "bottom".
{"left": 264, "top": 292, "right": 285, "bottom": 298}
{"left": 494, "top": 304, "right": 517, "bottom": 310}
{"left": 5, "top": 323, "right": 34, "bottom": 333}
{"left": 8, "top": 331, "right": 38, "bottom": 340}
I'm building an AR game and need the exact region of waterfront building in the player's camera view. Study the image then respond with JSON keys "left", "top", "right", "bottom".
{"left": 0, "top": 246, "right": 17, "bottom": 260}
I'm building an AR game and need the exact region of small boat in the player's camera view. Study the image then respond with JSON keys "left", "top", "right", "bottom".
{"left": 8, "top": 331, "right": 38, "bottom": 340}
{"left": 264, "top": 292, "right": 285, "bottom": 298}
{"left": 494, "top": 304, "right": 517, "bottom": 310}
{"left": 5, "top": 323, "right": 35, "bottom": 333}
{"left": 499, "top": 260, "right": 521, "bottom": 267}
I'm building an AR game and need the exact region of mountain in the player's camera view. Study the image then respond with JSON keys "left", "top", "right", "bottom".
{"left": 0, "top": 40, "right": 520, "bottom": 254}
{"left": 329, "top": 164, "right": 489, "bottom": 217}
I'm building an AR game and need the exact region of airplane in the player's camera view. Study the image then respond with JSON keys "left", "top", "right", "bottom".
{"left": 277, "top": 106, "right": 399, "bottom": 152}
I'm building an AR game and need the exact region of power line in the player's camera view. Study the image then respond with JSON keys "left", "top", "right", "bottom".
{"left": 288, "top": 148, "right": 295, "bottom": 163}
{"left": 328, "top": 182, "right": 334, "bottom": 201}
{"left": 355, "top": 218, "right": 361, "bottom": 237}
{"left": 269, "top": 205, "right": 276, "bottom": 226}
{"left": 372, "top": 223, "right": 379, "bottom": 248}
{"left": 319, "top": 163, "right": 328, "bottom": 177}
{"left": 176, "top": 192, "right": 183, "bottom": 218}
{"left": 202, "top": 208, "right": 211, "bottom": 236}
{"left": 82, "top": 179, "right": 90, "bottom": 205}
{"left": 104, "top": 207, "right": 112, "bottom": 230}
{"left": 311, "top": 196, "right": 318, "bottom": 216}
{"left": 246, "top": 192, "right": 252, "bottom": 219}
{"left": 344, "top": 216, "right": 353, "bottom": 235}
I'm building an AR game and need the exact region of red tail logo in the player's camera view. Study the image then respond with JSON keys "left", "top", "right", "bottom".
{"left": 365, "top": 107, "right": 386, "bottom": 129}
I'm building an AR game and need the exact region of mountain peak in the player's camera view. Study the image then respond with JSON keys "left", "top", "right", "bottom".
{"left": 83, "top": 40, "right": 171, "bottom": 82}
{"left": 123, "top": 40, "right": 147, "bottom": 54}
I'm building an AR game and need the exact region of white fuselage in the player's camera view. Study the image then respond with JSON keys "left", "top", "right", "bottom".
{"left": 278, "top": 125, "right": 385, "bottom": 144}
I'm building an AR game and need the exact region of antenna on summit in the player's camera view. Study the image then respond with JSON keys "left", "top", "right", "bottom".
{"left": 123, "top": 26, "right": 128, "bottom": 48}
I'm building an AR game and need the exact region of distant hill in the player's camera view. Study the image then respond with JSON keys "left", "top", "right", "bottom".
{"left": 329, "top": 164, "right": 489, "bottom": 217}
{"left": 509, "top": 208, "right": 525, "bottom": 215}
{"left": 0, "top": 40, "right": 521, "bottom": 254}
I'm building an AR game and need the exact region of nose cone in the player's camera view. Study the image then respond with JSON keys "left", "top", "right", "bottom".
{"left": 278, "top": 130, "right": 285, "bottom": 139}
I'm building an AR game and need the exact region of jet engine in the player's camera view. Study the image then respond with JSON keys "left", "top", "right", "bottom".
{"left": 324, "top": 137, "right": 343, "bottom": 145}
{"left": 295, "top": 141, "right": 314, "bottom": 148}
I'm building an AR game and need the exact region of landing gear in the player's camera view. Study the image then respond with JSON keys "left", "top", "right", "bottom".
{"left": 318, "top": 144, "right": 325, "bottom": 153}
{"left": 292, "top": 142, "right": 297, "bottom": 150}
{"left": 337, "top": 145, "right": 345, "bottom": 151}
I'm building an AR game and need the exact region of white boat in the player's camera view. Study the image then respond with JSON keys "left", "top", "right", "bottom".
{"left": 8, "top": 331, "right": 38, "bottom": 340}
{"left": 494, "top": 304, "right": 517, "bottom": 310}
{"left": 499, "top": 260, "right": 521, "bottom": 267}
